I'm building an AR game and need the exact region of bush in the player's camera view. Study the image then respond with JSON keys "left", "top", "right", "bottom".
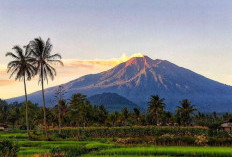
{"left": 51, "top": 133, "right": 69, "bottom": 140}
{"left": 115, "top": 136, "right": 197, "bottom": 146}
{"left": 49, "top": 126, "right": 208, "bottom": 138}
{"left": 50, "top": 145, "right": 96, "bottom": 157}
{"left": 47, "top": 126, "right": 232, "bottom": 146}
{"left": 208, "top": 137, "right": 232, "bottom": 146}
{"left": 0, "top": 139, "right": 19, "bottom": 157}
{"left": 116, "top": 137, "right": 146, "bottom": 145}
{"left": 195, "top": 135, "right": 208, "bottom": 146}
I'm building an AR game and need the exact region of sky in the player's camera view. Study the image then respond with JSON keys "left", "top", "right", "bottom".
{"left": 1, "top": 0, "right": 232, "bottom": 99}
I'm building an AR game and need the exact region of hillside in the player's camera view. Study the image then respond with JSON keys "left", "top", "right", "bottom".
{"left": 88, "top": 92, "right": 142, "bottom": 112}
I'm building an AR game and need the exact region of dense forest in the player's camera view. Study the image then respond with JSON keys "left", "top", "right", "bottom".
{"left": 1, "top": 92, "right": 231, "bottom": 131}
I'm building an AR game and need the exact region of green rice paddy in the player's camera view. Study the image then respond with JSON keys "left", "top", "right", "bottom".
{"left": 1, "top": 130, "right": 232, "bottom": 157}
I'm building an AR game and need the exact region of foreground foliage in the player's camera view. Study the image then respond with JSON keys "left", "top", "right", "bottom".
{"left": 2, "top": 130, "right": 232, "bottom": 157}
{"left": 0, "top": 139, "right": 19, "bottom": 157}
{"left": 50, "top": 126, "right": 208, "bottom": 138}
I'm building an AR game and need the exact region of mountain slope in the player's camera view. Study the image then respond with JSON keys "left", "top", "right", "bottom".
{"left": 7, "top": 56, "right": 232, "bottom": 112}
{"left": 88, "top": 92, "right": 141, "bottom": 112}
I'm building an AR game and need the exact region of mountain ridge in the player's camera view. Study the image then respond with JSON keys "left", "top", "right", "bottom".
{"left": 6, "top": 55, "right": 232, "bottom": 112}
{"left": 88, "top": 92, "right": 142, "bottom": 112}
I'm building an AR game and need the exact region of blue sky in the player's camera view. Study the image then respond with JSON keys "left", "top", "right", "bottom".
{"left": 1, "top": 0, "right": 232, "bottom": 98}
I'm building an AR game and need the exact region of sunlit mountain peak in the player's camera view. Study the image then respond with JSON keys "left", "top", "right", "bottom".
{"left": 118, "top": 53, "right": 144, "bottom": 63}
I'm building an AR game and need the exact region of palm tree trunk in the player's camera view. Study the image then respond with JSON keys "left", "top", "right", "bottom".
{"left": 24, "top": 75, "right": 31, "bottom": 139}
{"left": 41, "top": 71, "right": 48, "bottom": 140}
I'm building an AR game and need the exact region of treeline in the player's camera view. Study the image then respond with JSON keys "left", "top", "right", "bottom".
{"left": 0, "top": 93, "right": 231, "bottom": 131}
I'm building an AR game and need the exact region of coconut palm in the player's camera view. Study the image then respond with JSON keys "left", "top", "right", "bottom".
{"left": 148, "top": 95, "right": 166, "bottom": 125}
{"left": 176, "top": 99, "right": 197, "bottom": 126}
{"left": 6, "top": 45, "right": 36, "bottom": 138}
{"left": 29, "top": 37, "right": 63, "bottom": 139}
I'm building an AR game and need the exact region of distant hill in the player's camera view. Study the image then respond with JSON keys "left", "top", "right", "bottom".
{"left": 88, "top": 92, "right": 142, "bottom": 112}
{"left": 7, "top": 55, "right": 232, "bottom": 112}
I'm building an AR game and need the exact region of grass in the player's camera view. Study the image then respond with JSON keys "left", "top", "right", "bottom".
{"left": 85, "top": 146, "right": 232, "bottom": 157}
{"left": 1, "top": 130, "right": 232, "bottom": 157}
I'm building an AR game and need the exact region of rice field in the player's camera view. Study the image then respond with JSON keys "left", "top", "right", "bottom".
{"left": 85, "top": 146, "right": 232, "bottom": 157}
{"left": 1, "top": 130, "right": 232, "bottom": 157}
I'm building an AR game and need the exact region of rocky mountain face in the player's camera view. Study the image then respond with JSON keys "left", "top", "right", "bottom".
{"left": 7, "top": 56, "right": 232, "bottom": 112}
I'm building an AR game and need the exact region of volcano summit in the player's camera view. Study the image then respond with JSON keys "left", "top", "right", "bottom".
{"left": 7, "top": 56, "right": 232, "bottom": 112}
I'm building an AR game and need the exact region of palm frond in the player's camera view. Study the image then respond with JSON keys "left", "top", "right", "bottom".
{"left": 5, "top": 52, "right": 19, "bottom": 59}
{"left": 12, "top": 46, "right": 24, "bottom": 57}
{"left": 48, "top": 59, "right": 64, "bottom": 66}
{"left": 29, "top": 37, "right": 63, "bottom": 84}
{"left": 6, "top": 45, "right": 36, "bottom": 81}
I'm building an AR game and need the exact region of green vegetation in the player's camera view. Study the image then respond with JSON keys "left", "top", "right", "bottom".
{"left": 2, "top": 131, "right": 232, "bottom": 157}
{"left": 0, "top": 138, "right": 19, "bottom": 157}
{"left": 2, "top": 38, "right": 232, "bottom": 156}
{"left": 1, "top": 94, "right": 231, "bottom": 134}
{"left": 50, "top": 126, "right": 208, "bottom": 138}
{"left": 84, "top": 146, "right": 232, "bottom": 157}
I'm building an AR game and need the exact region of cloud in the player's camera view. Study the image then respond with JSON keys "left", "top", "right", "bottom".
{"left": 62, "top": 53, "right": 144, "bottom": 69}
{"left": 0, "top": 53, "right": 145, "bottom": 98}
{"left": 0, "top": 65, "right": 7, "bottom": 74}
{"left": 54, "top": 53, "right": 144, "bottom": 78}
{"left": 0, "top": 79, "right": 15, "bottom": 86}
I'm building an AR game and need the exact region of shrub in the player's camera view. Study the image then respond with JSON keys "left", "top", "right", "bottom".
{"left": 208, "top": 137, "right": 232, "bottom": 146}
{"left": 116, "top": 137, "right": 146, "bottom": 145}
{"left": 50, "top": 146, "right": 64, "bottom": 157}
{"left": 51, "top": 133, "right": 69, "bottom": 140}
{"left": 50, "top": 145, "right": 97, "bottom": 157}
{"left": 49, "top": 126, "right": 208, "bottom": 138}
{"left": 0, "top": 139, "right": 19, "bottom": 157}
{"left": 195, "top": 135, "right": 208, "bottom": 146}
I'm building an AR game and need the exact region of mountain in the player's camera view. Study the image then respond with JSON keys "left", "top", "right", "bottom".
{"left": 88, "top": 92, "right": 142, "bottom": 112}
{"left": 7, "top": 55, "right": 232, "bottom": 112}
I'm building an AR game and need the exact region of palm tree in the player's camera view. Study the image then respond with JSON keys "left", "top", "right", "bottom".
{"left": 6, "top": 45, "right": 36, "bottom": 138}
{"left": 176, "top": 99, "right": 197, "bottom": 126}
{"left": 29, "top": 37, "right": 63, "bottom": 139}
{"left": 147, "top": 95, "right": 166, "bottom": 125}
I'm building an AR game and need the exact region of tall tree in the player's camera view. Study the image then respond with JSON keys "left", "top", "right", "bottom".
{"left": 176, "top": 99, "right": 197, "bottom": 126}
{"left": 147, "top": 95, "right": 166, "bottom": 125}
{"left": 133, "top": 108, "right": 141, "bottom": 125}
{"left": 97, "top": 105, "right": 108, "bottom": 125}
{"left": 8, "top": 104, "right": 20, "bottom": 128}
{"left": 110, "top": 111, "right": 119, "bottom": 126}
{"left": 6, "top": 45, "right": 36, "bottom": 138}
{"left": 0, "top": 99, "right": 9, "bottom": 124}
{"left": 122, "top": 107, "right": 129, "bottom": 126}
{"left": 68, "top": 93, "right": 90, "bottom": 126}
{"left": 68, "top": 93, "right": 90, "bottom": 139}
{"left": 19, "top": 101, "right": 39, "bottom": 130}
{"left": 54, "top": 86, "right": 66, "bottom": 134}
{"left": 29, "top": 37, "right": 63, "bottom": 139}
